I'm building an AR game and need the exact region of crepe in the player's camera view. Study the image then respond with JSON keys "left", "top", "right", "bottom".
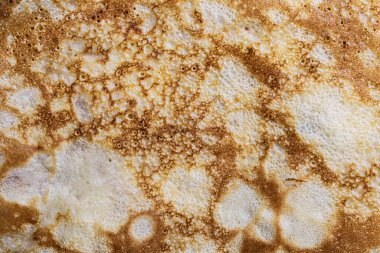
{"left": 0, "top": 0, "right": 379, "bottom": 252}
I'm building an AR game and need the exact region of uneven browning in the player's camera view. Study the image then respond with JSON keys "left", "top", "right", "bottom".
{"left": 0, "top": 0, "right": 379, "bottom": 252}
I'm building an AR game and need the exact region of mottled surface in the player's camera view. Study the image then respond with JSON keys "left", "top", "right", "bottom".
{"left": 0, "top": 0, "right": 379, "bottom": 252}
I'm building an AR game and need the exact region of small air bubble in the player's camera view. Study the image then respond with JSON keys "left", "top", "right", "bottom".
{"left": 79, "top": 74, "right": 86, "bottom": 81}
{"left": 126, "top": 113, "right": 134, "bottom": 120}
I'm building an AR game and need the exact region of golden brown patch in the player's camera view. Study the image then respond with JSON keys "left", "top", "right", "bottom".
{"left": 0, "top": 135, "right": 37, "bottom": 178}
{"left": 107, "top": 211, "right": 168, "bottom": 253}
{"left": 0, "top": 0, "right": 379, "bottom": 252}
{"left": 0, "top": 197, "right": 39, "bottom": 234}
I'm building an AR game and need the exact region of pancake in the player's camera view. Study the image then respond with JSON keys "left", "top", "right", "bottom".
{"left": 0, "top": 0, "right": 379, "bottom": 252}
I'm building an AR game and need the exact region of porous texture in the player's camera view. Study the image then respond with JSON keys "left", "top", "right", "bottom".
{"left": 0, "top": 0, "right": 380, "bottom": 252}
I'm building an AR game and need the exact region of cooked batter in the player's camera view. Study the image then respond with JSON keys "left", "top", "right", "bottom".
{"left": 0, "top": 0, "right": 379, "bottom": 252}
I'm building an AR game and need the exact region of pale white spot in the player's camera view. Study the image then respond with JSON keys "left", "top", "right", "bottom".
{"left": 51, "top": 95, "right": 70, "bottom": 113}
{"left": 311, "top": 0, "right": 324, "bottom": 7}
{"left": 81, "top": 53, "right": 105, "bottom": 78}
{"left": 162, "top": 167, "right": 212, "bottom": 216}
{"left": 285, "top": 83, "right": 380, "bottom": 174}
{"left": 61, "top": 68, "right": 77, "bottom": 86}
{"left": 25, "top": 126, "right": 46, "bottom": 146}
{"left": 133, "top": 4, "right": 157, "bottom": 34}
{"left": 56, "top": 122, "right": 76, "bottom": 139}
{"left": 308, "top": 43, "right": 335, "bottom": 66}
{"left": 60, "top": 39, "right": 86, "bottom": 56}
{"left": 214, "top": 179, "right": 262, "bottom": 230}
{"left": 72, "top": 94, "right": 93, "bottom": 123}
{"left": 279, "top": 179, "right": 336, "bottom": 249}
{"left": 267, "top": 9, "right": 289, "bottom": 24}
{"left": 218, "top": 57, "right": 260, "bottom": 104}
{"left": 31, "top": 56, "right": 51, "bottom": 74}
{"left": 226, "top": 109, "right": 263, "bottom": 145}
{"left": 7, "top": 87, "right": 43, "bottom": 114}
{"left": 129, "top": 215, "right": 154, "bottom": 242}
{"left": 199, "top": 0, "right": 236, "bottom": 34}
{"left": 0, "top": 153, "right": 52, "bottom": 207}
{"left": 52, "top": 220, "right": 110, "bottom": 253}
{"left": 6, "top": 56, "right": 17, "bottom": 66}
{"left": 1, "top": 224, "right": 37, "bottom": 252}
{"left": 39, "top": 0, "right": 65, "bottom": 21}
{"left": 359, "top": 48, "right": 378, "bottom": 68}
{"left": 178, "top": 1, "right": 198, "bottom": 29}
{"left": 42, "top": 139, "right": 152, "bottom": 230}
{"left": 0, "top": 110, "right": 19, "bottom": 130}
{"left": 105, "top": 49, "right": 127, "bottom": 75}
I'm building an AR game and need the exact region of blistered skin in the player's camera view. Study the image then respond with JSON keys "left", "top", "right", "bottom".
{"left": 0, "top": 0, "right": 379, "bottom": 252}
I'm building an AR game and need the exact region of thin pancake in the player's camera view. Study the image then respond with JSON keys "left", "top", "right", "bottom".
{"left": 0, "top": 0, "right": 379, "bottom": 252}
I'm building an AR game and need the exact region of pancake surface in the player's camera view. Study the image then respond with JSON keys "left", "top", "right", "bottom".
{"left": 0, "top": 0, "right": 380, "bottom": 252}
